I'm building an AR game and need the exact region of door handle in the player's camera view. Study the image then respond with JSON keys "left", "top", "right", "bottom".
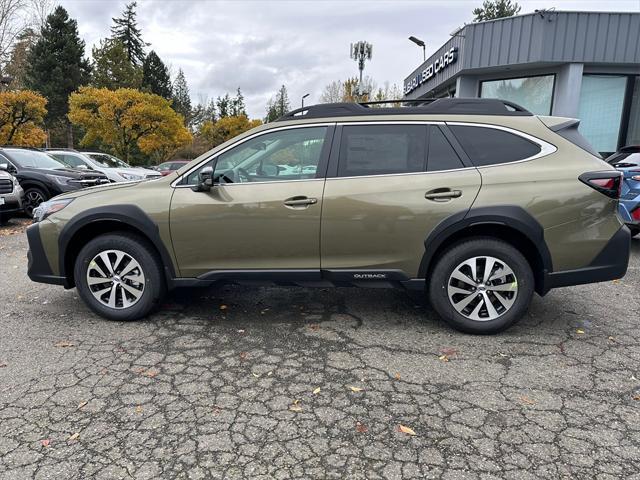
{"left": 284, "top": 196, "right": 318, "bottom": 207}
{"left": 425, "top": 189, "right": 462, "bottom": 201}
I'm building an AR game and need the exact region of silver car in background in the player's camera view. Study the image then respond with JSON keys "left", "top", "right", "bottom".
{"left": 48, "top": 150, "right": 162, "bottom": 183}
{"left": 0, "top": 167, "right": 24, "bottom": 225}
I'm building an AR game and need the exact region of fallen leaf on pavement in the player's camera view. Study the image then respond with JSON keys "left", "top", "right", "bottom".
{"left": 135, "top": 405, "right": 143, "bottom": 414}
{"left": 143, "top": 370, "right": 158, "bottom": 378}
{"left": 267, "top": 371, "right": 273, "bottom": 376}
{"left": 312, "top": 387, "right": 321, "bottom": 395}
{"left": 252, "top": 373, "right": 260, "bottom": 378}
{"left": 77, "top": 401, "right": 88, "bottom": 410}
{"left": 633, "top": 395, "right": 640, "bottom": 401}
{"left": 67, "top": 433, "right": 79, "bottom": 441}
{"left": 41, "top": 439, "right": 50, "bottom": 447}
{"left": 576, "top": 329, "right": 585, "bottom": 334}
{"left": 608, "top": 336, "right": 615, "bottom": 341}
{"left": 239, "top": 352, "right": 248, "bottom": 360}
{"left": 394, "top": 373, "right": 401, "bottom": 380}
{"left": 348, "top": 386, "right": 363, "bottom": 392}
{"left": 519, "top": 396, "right": 536, "bottom": 405}
{"left": 398, "top": 425, "right": 417, "bottom": 436}
{"left": 355, "top": 422, "right": 368, "bottom": 433}
{"left": 54, "top": 341, "right": 75, "bottom": 348}
{"left": 289, "top": 405, "right": 302, "bottom": 412}
{"left": 438, "top": 355, "right": 449, "bottom": 362}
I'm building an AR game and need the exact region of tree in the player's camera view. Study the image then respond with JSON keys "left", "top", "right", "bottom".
{"left": 216, "top": 93, "right": 231, "bottom": 118}
{"left": 199, "top": 115, "right": 261, "bottom": 149}
{"left": 265, "top": 84, "right": 290, "bottom": 122}
{"left": 0, "top": 89, "right": 46, "bottom": 145}
{"left": 68, "top": 87, "right": 192, "bottom": 163}
{"left": 142, "top": 50, "right": 171, "bottom": 99}
{"left": 172, "top": 68, "right": 191, "bottom": 126}
{"left": 472, "top": 0, "right": 521, "bottom": 22}
{"left": 230, "top": 87, "right": 246, "bottom": 116}
{"left": 0, "top": 0, "right": 29, "bottom": 73}
{"left": 91, "top": 38, "right": 142, "bottom": 89}
{"left": 110, "top": 1, "right": 146, "bottom": 66}
{"left": 319, "top": 76, "right": 376, "bottom": 103}
{"left": 25, "top": 6, "right": 90, "bottom": 146}
{"left": 190, "top": 97, "right": 215, "bottom": 131}
{"left": 3, "top": 27, "right": 37, "bottom": 89}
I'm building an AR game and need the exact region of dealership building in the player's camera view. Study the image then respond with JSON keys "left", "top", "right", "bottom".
{"left": 403, "top": 10, "right": 640, "bottom": 156}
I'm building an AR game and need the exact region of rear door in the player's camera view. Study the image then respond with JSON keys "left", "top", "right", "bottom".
{"left": 320, "top": 123, "right": 481, "bottom": 278}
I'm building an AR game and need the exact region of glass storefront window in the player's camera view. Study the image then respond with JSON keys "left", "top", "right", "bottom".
{"left": 480, "top": 75, "right": 554, "bottom": 115}
{"left": 626, "top": 77, "right": 640, "bottom": 147}
{"left": 578, "top": 75, "right": 627, "bottom": 155}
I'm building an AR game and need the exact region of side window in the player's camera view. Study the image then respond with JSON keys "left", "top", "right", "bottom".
{"left": 59, "top": 154, "right": 85, "bottom": 168}
{"left": 186, "top": 126, "right": 328, "bottom": 185}
{"left": 338, "top": 125, "right": 426, "bottom": 177}
{"left": 427, "top": 126, "right": 464, "bottom": 171}
{"left": 449, "top": 125, "right": 541, "bottom": 167}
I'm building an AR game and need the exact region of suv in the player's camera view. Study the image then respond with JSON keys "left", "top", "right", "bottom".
{"left": 0, "top": 147, "right": 110, "bottom": 216}
{"left": 47, "top": 150, "right": 162, "bottom": 183}
{"left": 0, "top": 168, "right": 24, "bottom": 225}
{"left": 25, "top": 99, "right": 630, "bottom": 334}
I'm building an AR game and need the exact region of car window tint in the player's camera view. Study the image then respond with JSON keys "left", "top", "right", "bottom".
{"left": 427, "top": 126, "right": 464, "bottom": 171}
{"left": 449, "top": 125, "right": 541, "bottom": 166}
{"left": 338, "top": 125, "right": 426, "bottom": 177}
{"left": 186, "top": 126, "right": 327, "bottom": 185}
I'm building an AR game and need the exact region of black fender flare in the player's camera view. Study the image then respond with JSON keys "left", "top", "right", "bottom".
{"left": 20, "top": 179, "right": 52, "bottom": 198}
{"left": 417, "top": 205, "right": 553, "bottom": 280}
{"left": 58, "top": 204, "right": 176, "bottom": 284}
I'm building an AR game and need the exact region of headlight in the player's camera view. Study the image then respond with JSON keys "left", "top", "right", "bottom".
{"left": 46, "top": 174, "right": 71, "bottom": 186}
{"left": 33, "top": 198, "right": 73, "bottom": 222}
{"left": 117, "top": 171, "right": 143, "bottom": 181}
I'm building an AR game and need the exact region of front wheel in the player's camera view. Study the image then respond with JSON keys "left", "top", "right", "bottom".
{"left": 428, "top": 238, "right": 534, "bottom": 334}
{"left": 24, "top": 187, "right": 48, "bottom": 217}
{"left": 74, "top": 232, "right": 165, "bottom": 321}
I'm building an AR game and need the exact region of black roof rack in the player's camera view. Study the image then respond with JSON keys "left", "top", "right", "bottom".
{"left": 276, "top": 98, "right": 532, "bottom": 121}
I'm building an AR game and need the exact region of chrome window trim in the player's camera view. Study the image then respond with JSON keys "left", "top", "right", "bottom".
{"left": 171, "top": 123, "right": 334, "bottom": 188}
{"left": 446, "top": 122, "right": 557, "bottom": 167}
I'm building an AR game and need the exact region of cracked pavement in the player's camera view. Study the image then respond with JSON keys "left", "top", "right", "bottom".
{"left": 1, "top": 219, "right": 639, "bottom": 479}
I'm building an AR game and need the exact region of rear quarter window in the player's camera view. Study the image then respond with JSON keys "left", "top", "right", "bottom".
{"left": 449, "top": 125, "right": 541, "bottom": 167}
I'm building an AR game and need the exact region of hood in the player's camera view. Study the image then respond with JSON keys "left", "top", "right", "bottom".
{"left": 118, "top": 167, "right": 162, "bottom": 177}
{"left": 23, "top": 166, "right": 108, "bottom": 179}
{"left": 53, "top": 178, "right": 143, "bottom": 201}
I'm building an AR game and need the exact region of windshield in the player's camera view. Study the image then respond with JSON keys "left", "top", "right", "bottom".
{"left": 87, "top": 153, "right": 131, "bottom": 168}
{"left": 6, "top": 149, "right": 69, "bottom": 169}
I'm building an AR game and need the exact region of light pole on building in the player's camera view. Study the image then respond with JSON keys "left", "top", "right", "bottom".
{"left": 350, "top": 41, "right": 373, "bottom": 100}
{"left": 301, "top": 93, "right": 310, "bottom": 109}
{"left": 409, "top": 36, "right": 426, "bottom": 62}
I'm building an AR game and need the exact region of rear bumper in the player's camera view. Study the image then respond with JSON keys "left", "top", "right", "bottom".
{"left": 26, "top": 223, "right": 67, "bottom": 287}
{"left": 541, "top": 225, "right": 630, "bottom": 294}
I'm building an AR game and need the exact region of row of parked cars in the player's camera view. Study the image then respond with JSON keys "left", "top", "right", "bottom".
{"left": 0, "top": 147, "right": 188, "bottom": 224}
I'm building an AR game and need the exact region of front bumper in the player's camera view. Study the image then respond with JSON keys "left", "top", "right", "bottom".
{"left": 26, "top": 223, "right": 67, "bottom": 286}
{"left": 541, "top": 225, "right": 631, "bottom": 294}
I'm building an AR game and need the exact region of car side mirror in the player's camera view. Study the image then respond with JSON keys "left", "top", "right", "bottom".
{"left": 0, "top": 163, "right": 7, "bottom": 171}
{"left": 192, "top": 165, "right": 214, "bottom": 192}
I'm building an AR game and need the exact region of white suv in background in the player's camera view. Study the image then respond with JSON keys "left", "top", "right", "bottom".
{"left": 0, "top": 167, "right": 24, "bottom": 225}
{"left": 47, "top": 150, "right": 162, "bottom": 183}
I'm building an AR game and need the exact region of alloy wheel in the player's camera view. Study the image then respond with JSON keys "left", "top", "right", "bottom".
{"left": 86, "top": 250, "right": 146, "bottom": 309}
{"left": 446, "top": 256, "right": 518, "bottom": 321}
{"left": 25, "top": 190, "right": 45, "bottom": 216}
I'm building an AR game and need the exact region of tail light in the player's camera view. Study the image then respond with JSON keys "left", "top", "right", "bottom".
{"left": 632, "top": 207, "right": 640, "bottom": 221}
{"left": 579, "top": 171, "right": 623, "bottom": 199}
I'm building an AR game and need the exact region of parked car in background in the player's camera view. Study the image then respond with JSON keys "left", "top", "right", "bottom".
{"left": 0, "top": 168, "right": 24, "bottom": 225}
{"left": 25, "top": 99, "right": 630, "bottom": 334}
{"left": 0, "top": 147, "right": 109, "bottom": 216}
{"left": 607, "top": 145, "right": 640, "bottom": 237}
{"left": 154, "top": 160, "right": 190, "bottom": 176}
{"left": 48, "top": 150, "right": 162, "bottom": 183}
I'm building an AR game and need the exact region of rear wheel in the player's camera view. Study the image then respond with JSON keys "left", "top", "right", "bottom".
{"left": 74, "top": 233, "right": 165, "bottom": 321}
{"left": 428, "top": 238, "right": 534, "bottom": 334}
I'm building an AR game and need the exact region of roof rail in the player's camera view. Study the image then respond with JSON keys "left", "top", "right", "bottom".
{"left": 275, "top": 98, "right": 531, "bottom": 121}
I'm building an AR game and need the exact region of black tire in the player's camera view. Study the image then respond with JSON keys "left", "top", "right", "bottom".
{"left": 629, "top": 227, "right": 640, "bottom": 238}
{"left": 24, "top": 187, "right": 48, "bottom": 217}
{"left": 0, "top": 216, "right": 10, "bottom": 226}
{"left": 428, "top": 237, "right": 534, "bottom": 334}
{"left": 74, "top": 232, "right": 165, "bottom": 321}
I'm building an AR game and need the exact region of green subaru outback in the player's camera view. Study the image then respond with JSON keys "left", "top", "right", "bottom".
{"left": 26, "top": 99, "right": 630, "bottom": 334}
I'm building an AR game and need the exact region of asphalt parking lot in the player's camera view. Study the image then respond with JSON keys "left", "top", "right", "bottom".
{"left": 1, "top": 218, "right": 639, "bottom": 480}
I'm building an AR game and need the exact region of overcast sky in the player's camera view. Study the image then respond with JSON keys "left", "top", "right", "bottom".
{"left": 60, "top": 0, "right": 640, "bottom": 118}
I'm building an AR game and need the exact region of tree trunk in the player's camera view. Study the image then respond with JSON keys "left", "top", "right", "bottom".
{"left": 66, "top": 123, "right": 74, "bottom": 148}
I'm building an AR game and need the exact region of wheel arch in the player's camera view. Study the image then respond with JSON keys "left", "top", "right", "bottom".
{"left": 21, "top": 180, "right": 51, "bottom": 198}
{"left": 419, "top": 206, "right": 553, "bottom": 295}
{"left": 59, "top": 205, "right": 176, "bottom": 288}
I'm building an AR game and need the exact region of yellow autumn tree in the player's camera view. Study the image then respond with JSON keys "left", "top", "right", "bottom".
{"left": 68, "top": 87, "right": 192, "bottom": 162}
{"left": 0, "top": 90, "right": 47, "bottom": 146}
{"left": 199, "top": 115, "right": 262, "bottom": 149}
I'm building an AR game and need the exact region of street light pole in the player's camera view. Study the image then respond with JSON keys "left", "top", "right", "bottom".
{"left": 301, "top": 93, "right": 310, "bottom": 109}
{"left": 409, "top": 36, "right": 426, "bottom": 62}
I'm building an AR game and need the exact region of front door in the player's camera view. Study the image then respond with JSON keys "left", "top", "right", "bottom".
{"left": 321, "top": 123, "right": 481, "bottom": 278}
{"left": 170, "top": 125, "right": 333, "bottom": 277}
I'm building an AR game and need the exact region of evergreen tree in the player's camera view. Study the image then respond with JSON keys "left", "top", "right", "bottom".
{"left": 230, "top": 87, "right": 246, "bottom": 116}
{"left": 142, "top": 50, "right": 171, "bottom": 99}
{"left": 265, "top": 85, "right": 290, "bottom": 122}
{"left": 172, "top": 68, "right": 192, "bottom": 124}
{"left": 216, "top": 93, "right": 232, "bottom": 118}
{"left": 91, "top": 38, "right": 142, "bottom": 89}
{"left": 4, "top": 28, "right": 38, "bottom": 90}
{"left": 25, "top": 6, "right": 90, "bottom": 145}
{"left": 472, "top": 0, "right": 521, "bottom": 22}
{"left": 111, "top": 1, "right": 146, "bottom": 66}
